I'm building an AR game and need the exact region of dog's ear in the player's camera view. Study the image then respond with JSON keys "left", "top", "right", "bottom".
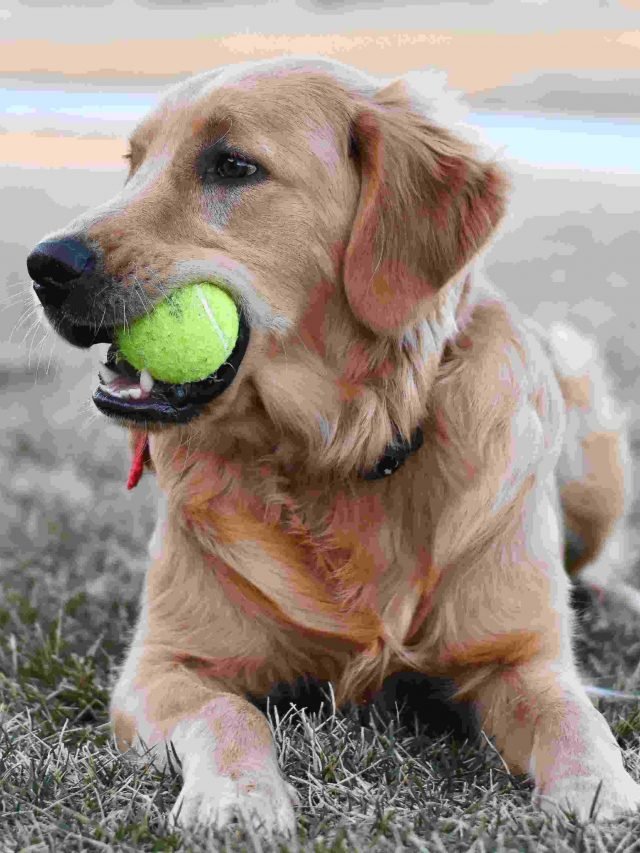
{"left": 344, "top": 81, "right": 508, "bottom": 334}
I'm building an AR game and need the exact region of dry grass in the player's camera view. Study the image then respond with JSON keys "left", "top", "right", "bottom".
{"left": 2, "top": 360, "right": 640, "bottom": 852}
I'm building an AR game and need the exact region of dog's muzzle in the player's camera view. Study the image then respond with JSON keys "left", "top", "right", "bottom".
{"left": 27, "top": 237, "right": 115, "bottom": 346}
{"left": 27, "top": 237, "right": 251, "bottom": 426}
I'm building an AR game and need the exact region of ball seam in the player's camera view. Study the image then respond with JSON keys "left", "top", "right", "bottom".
{"left": 196, "top": 284, "right": 231, "bottom": 353}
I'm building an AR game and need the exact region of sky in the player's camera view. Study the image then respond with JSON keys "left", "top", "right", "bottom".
{"left": 2, "top": 1, "right": 640, "bottom": 97}
{"left": 4, "top": 0, "right": 640, "bottom": 429}
{"left": 1, "top": 0, "right": 639, "bottom": 40}
{"left": 1, "top": 1, "right": 640, "bottom": 170}
{"left": 2, "top": 87, "right": 640, "bottom": 173}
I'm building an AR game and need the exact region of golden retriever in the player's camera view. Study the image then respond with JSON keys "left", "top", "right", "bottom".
{"left": 27, "top": 55, "right": 640, "bottom": 834}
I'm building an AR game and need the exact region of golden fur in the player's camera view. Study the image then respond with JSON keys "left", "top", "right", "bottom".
{"left": 33, "top": 56, "right": 640, "bottom": 832}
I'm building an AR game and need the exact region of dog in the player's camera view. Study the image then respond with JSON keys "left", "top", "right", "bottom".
{"left": 27, "top": 55, "right": 640, "bottom": 834}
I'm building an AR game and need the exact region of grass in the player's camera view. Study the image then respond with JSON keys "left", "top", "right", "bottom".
{"left": 2, "top": 362, "right": 640, "bottom": 851}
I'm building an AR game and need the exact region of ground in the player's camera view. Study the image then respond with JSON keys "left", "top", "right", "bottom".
{"left": 2, "top": 162, "right": 640, "bottom": 850}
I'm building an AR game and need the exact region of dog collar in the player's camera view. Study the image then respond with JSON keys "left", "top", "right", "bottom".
{"left": 127, "top": 426, "right": 425, "bottom": 489}
{"left": 360, "top": 427, "right": 424, "bottom": 480}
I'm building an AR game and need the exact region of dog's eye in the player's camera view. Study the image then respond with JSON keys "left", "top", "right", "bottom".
{"left": 214, "top": 154, "right": 258, "bottom": 180}
{"left": 197, "top": 145, "right": 264, "bottom": 186}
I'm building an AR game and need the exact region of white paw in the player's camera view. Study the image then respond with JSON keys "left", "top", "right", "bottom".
{"left": 535, "top": 773, "right": 640, "bottom": 821}
{"left": 169, "top": 773, "right": 298, "bottom": 836}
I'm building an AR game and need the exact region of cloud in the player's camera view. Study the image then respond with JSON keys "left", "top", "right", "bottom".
{"left": 469, "top": 70, "right": 640, "bottom": 118}
{"left": 16, "top": 0, "right": 112, "bottom": 5}
{"left": 300, "top": 0, "right": 493, "bottom": 7}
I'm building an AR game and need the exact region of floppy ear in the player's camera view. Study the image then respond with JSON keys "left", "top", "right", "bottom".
{"left": 344, "top": 81, "right": 508, "bottom": 334}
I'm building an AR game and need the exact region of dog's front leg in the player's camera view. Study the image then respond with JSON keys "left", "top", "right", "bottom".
{"left": 112, "top": 643, "right": 297, "bottom": 835}
{"left": 167, "top": 690, "right": 298, "bottom": 834}
{"left": 473, "top": 660, "right": 640, "bottom": 820}
{"left": 110, "top": 506, "right": 298, "bottom": 839}
{"left": 440, "top": 482, "right": 640, "bottom": 820}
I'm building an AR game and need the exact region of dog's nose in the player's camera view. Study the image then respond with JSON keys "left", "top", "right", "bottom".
{"left": 27, "top": 238, "right": 97, "bottom": 308}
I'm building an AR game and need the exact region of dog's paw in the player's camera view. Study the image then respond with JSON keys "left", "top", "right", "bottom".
{"left": 169, "top": 773, "right": 298, "bottom": 836}
{"left": 535, "top": 773, "right": 640, "bottom": 821}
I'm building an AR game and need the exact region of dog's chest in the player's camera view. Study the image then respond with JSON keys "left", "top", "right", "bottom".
{"left": 180, "top": 454, "right": 424, "bottom": 644}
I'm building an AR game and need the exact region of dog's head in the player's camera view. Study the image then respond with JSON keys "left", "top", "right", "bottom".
{"left": 27, "top": 56, "right": 507, "bottom": 476}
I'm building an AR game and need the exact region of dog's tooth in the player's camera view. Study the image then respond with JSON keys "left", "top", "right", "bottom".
{"left": 117, "top": 387, "right": 142, "bottom": 400}
{"left": 99, "top": 383, "right": 124, "bottom": 399}
{"left": 140, "top": 369, "right": 155, "bottom": 393}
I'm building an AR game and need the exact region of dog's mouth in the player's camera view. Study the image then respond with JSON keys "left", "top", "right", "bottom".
{"left": 92, "top": 310, "right": 250, "bottom": 426}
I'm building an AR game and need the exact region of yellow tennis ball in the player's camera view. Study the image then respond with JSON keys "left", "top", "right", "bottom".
{"left": 116, "top": 282, "right": 239, "bottom": 384}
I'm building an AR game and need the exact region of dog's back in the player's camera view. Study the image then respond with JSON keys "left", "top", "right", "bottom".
{"left": 534, "top": 320, "right": 640, "bottom": 609}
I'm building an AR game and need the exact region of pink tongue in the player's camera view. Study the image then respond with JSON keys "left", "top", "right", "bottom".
{"left": 107, "top": 375, "right": 153, "bottom": 400}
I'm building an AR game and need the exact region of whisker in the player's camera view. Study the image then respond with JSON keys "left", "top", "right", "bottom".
{"left": 45, "top": 330, "right": 58, "bottom": 378}
{"left": 78, "top": 399, "right": 104, "bottom": 440}
{"left": 4, "top": 278, "right": 29, "bottom": 293}
{"left": 0, "top": 291, "right": 32, "bottom": 310}
{"left": 133, "top": 278, "right": 153, "bottom": 317}
{"left": 34, "top": 325, "right": 53, "bottom": 380}
{"left": 100, "top": 304, "right": 108, "bottom": 336}
{"left": 9, "top": 304, "right": 41, "bottom": 344}
{"left": 27, "top": 322, "right": 47, "bottom": 372}
{"left": 19, "top": 315, "right": 43, "bottom": 351}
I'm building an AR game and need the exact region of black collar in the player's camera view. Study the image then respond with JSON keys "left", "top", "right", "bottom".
{"left": 360, "top": 427, "right": 424, "bottom": 480}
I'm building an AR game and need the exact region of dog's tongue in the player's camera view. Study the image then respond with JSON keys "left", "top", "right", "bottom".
{"left": 127, "top": 431, "right": 149, "bottom": 490}
{"left": 99, "top": 369, "right": 155, "bottom": 401}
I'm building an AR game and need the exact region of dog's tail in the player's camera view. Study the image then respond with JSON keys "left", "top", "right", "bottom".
{"left": 545, "top": 321, "right": 640, "bottom": 615}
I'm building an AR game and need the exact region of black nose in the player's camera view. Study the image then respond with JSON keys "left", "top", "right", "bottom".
{"left": 27, "top": 238, "right": 97, "bottom": 308}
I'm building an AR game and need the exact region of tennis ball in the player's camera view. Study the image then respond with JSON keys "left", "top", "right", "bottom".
{"left": 116, "top": 282, "right": 239, "bottom": 384}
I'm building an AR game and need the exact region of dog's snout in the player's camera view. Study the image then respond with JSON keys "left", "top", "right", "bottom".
{"left": 27, "top": 238, "right": 97, "bottom": 308}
